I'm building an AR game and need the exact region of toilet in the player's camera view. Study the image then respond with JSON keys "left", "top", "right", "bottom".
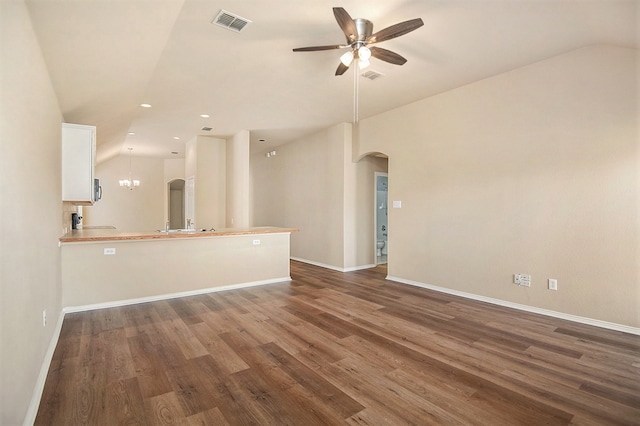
{"left": 376, "top": 240, "right": 385, "bottom": 257}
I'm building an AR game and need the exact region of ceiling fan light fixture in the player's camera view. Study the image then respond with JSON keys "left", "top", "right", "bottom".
{"left": 358, "top": 45, "right": 371, "bottom": 60}
{"left": 359, "top": 57, "right": 370, "bottom": 69}
{"left": 340, "top": 50, "right": 354, "bottom": 66}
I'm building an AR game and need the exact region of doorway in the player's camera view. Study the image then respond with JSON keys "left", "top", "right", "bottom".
{"left": 375, "top": 172, "right": 388, "bottom": 264}
{"left": 168, "top": 179, "right": 185, "bottom": 229}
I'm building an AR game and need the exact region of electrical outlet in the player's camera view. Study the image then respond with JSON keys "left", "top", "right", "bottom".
{"left": 104, "top": 248, "right": 116, "bottom": 255}
{"left": 514, "top": 273, "right": 531, "bottom": 287}
{"left": 253, "top": 239, "right": 261, "bottom": 245}
{"left": 42, "top": 309, "right": 47, "bottom": 327}
{"left": 548, "top": 279, "right": 558, "bottom": 291}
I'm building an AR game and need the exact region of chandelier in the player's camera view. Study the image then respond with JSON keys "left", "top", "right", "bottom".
{"left": 119, "top": 147, "right": 140, "bottom": 190}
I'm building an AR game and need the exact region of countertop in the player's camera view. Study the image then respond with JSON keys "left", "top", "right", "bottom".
{"left": 60, "top": 226, "right": 298, "bottom": 243}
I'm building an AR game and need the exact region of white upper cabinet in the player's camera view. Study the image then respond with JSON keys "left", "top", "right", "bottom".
{"left": 62, "top": 123, "right": 96, "bottom": 205}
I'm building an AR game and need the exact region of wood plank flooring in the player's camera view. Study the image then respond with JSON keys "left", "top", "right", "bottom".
{"left": 36, "top": 261, "right": 640, "bottom": 425}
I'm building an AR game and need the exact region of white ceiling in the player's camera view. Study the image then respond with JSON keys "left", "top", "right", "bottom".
{"left": 25, "top": 0, "right": 638, "bottom": 162}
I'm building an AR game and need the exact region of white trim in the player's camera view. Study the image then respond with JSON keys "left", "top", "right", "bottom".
{"left": 291, "top": 257, "right": 375, "bottom": 273}
{"left": 344, "top": 264, "right": 376, "bottom": 272}
{"left": 23, "top": 308, "right": 66, "bottom": 426}
{"left": 387, "top": 275, "right": 640, "bottom": 336}
{"left": 63, "top": 276, "right": 291, "bottom": 314}
{"left": 374, "top": 172, "right": 389, "bottom": 263}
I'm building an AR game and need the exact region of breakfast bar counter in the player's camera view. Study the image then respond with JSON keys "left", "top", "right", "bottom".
{"left": 60, "top": 227, "right": 297, "bottom": 310}
{"left": 60, "top": 226, "right": 298, "bottom": 243}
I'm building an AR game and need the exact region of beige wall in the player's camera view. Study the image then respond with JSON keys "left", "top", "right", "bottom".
{"left": 251, "top": 123, "right": 388, "bottom": 270}
{"left": 356, "top": 45, "right": 639, "bottom": 328}
{"left": 61, "top": 233, "right": 291, "bottom": 308}
{"left": 186, "top": 136, "right": 226, "bottom": 229}
{"left": 164, "top": 157, "right": 185, "bottom": 183}
{"left": 226, "top": 130, "right": 250, "bottom": 227}
{"left": 163, "top": 158, "right": 185, "bottom": 225}
{"left": 251, "top": 125, "right": 345, "bottom": 267}
{"left": 0, "top": 1, "right": 64, "bottom": 423}
{"left": 83, "top": 155, "right": 166, "bottom": 231}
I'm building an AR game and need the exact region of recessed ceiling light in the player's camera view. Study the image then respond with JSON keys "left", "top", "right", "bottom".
{"left": 140, "top": 103, "right": 152, "bottom": 108}
{"left": 127, "top": 132, "right": 135, "bottom": 136}
{"left": 200, "top": 114, "right": 210, "bottom": 118}
{"left": 173, "top": 136, "right": 180, "bottom": 140}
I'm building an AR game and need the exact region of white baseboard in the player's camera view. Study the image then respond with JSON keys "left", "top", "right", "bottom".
{"left": 23, "top": 308, "right": 66, "bottom": 426}
{"left": 387, "top": 275, "right": 640, "bottom": 336}
{"left": 344, "top": 263, "right": 377, "bottom": 272}
{"left": 63, "top": 276, "right": 292, "bottom": 314}
{"left": 291, "top": 257, "right": 375, "bottom": 273}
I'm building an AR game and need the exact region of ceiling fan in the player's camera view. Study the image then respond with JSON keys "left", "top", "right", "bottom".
{"left": 293, "top": 7, "right": 424, "bottom": 76}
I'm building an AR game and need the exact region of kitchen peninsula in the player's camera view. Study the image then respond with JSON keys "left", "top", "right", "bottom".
{"left": 60, "top": 227, "right": 297, "bottom": 310}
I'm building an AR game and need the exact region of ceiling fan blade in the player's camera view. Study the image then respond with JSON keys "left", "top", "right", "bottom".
{"left": 293, "top": 45, "right": 345, "bottom": 52}
{"left": 335, "top": 62, "right": 350, "bottom": 76}
{"left": 369, "top": 47, "right": 407, "bottom": 65}
{"left": 368, "top": 18, "right": 424, "bottom": 44}
{"left": 333, "top": 7, "right": 358, "bottom": 43}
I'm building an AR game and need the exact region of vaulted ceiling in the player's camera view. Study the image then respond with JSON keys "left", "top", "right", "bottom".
{"left": 25, "top": 0, "right": 638, "bottom": 163}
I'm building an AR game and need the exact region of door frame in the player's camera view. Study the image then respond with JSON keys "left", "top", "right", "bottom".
{"left": 374, "top": 172, "right": 388, "bottom": 264}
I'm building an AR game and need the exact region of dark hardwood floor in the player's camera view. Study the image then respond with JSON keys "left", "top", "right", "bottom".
{"left": 36, "top": 261, "right": 640, "bottom": 425}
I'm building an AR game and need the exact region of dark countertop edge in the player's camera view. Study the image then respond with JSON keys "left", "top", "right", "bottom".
{"left": 60, "top": 227, "right": 299, "bottom": 243}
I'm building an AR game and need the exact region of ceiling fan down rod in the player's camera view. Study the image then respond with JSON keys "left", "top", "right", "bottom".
{"left": 353, "top": 58, "right": 359, "bottom": 124}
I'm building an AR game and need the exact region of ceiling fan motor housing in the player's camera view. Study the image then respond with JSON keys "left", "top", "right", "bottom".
{"left": 354, "top": 18, "right": 373, "bottom": 43}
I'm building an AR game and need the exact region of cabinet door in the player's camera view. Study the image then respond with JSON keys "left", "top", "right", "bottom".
{"left": 62, "top": 123, "right": 96, "bottom": 204}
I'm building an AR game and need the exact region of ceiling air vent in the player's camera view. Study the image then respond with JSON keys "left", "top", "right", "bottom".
{"left": 201, "top": 126, "right": 213, "bottom": 132}
{"left": 211, "top": 10, "right": 252, "bottom": 32}
{"left": 361, "top": 70, "right": 385, "bottom": 80}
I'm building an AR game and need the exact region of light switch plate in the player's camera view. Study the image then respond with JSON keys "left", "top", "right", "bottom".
{"left": 392, "top": 200, "right": 402, "bottom": 208}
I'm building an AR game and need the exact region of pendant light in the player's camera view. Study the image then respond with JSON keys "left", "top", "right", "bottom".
{"left": 119, "top": 147, "right": 140, "bottom": 190}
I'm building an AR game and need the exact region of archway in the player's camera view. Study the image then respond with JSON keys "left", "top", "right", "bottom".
{"left": 168, "top": 179, "right": 185, "bottom": 229}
